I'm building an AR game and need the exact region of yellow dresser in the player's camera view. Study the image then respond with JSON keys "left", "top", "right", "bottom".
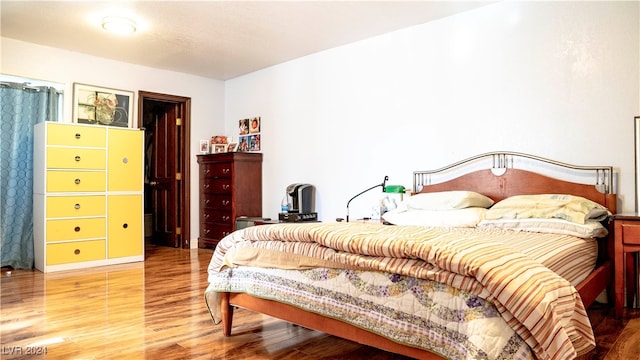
{"left": 33, "top": 122, "right": 144, "bottom": 272}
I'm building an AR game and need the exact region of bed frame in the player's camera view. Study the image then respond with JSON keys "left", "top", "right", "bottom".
{"left": 219, "top": 151, "right": 617, "bottom": 359}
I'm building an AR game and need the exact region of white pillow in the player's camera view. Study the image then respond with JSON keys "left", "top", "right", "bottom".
{"left": 382, "top": 207, "right": 487, "bottom": 227}
{"left": 477, "top": 218, "right": 608, "bottom": 239}
{"left": 484, "top": 194, "right": 610, "bottom": 224}
{"left": 406, "top": 191, "right": 494, "bottom": 210}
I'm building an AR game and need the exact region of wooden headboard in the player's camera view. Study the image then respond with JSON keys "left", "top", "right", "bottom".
{"left": 413, "top": 152, "right": 617, "bottom": 214}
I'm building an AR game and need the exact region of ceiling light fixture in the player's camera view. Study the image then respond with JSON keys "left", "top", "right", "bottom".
{"left": 102, "top": 16, "right": 137, "bottom": 34}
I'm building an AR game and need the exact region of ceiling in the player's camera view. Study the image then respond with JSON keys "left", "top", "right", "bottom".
{"left": 1, "top": 1, "right": 492, "bottom": 80}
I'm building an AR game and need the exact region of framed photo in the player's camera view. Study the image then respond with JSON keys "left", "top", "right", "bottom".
{"left": 249, "top": 116, "right": 261, "bottom": 134}
{"left": 213, "top": 144, "right": 227, "bottom": 154}
{"left": 199, "top": 139, "right": 210, "bottom": 154}
{"left": 227, "top": 142, "right": 238, "bottom": 152}
{"left": 73, "top": 83, "right": 134, "bottom": 128}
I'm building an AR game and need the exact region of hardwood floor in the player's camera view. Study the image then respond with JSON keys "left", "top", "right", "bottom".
{"left": 2, "top": 244, "right": 639, "bottom": 360}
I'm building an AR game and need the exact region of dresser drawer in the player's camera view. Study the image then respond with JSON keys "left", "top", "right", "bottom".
{"left": 47, "top": 123, "right": 106, "bottom": 147}
{"left": 201, "top": 193, "right": 232, "bottom": 209}
{"left": 202, "top": 208, "right": 233, "bottom": 224}
{"left": 200, "top": 163, "right": 233, "bottom": 178}
{"left": 46, "top": 218, "right": 106, "bottom": 242}
{"left": 47, "top": 170, "right": 106, "bottom": 192}
{"left": 621, "top": 222, "right": 640, "bottom": 245}
{"left": 46, "top": 240, "right": 106, "bottom": 265}
{"left": 202, "top": 178, "right": 232, "bottom": 194}
{"left": 46, "top": 148, "right": 106, "bottom": 170}
{"left": 46, "top": 195, "right": 106, "bottom": 218}
{"left": 200, "top": 222, "right": 233, "bottom": 240}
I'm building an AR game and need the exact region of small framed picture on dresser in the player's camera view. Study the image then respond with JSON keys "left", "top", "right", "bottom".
{"left": 213, "top": 144, "right": 227, "bottom": 153}
{"left": 227, "top": 142, "right": 238, "bottom": 152}
{"left": 199, "top": 139, "right": 209, "bottom": 154}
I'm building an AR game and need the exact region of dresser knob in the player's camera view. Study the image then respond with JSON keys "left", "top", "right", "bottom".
{"left": 74, "top": 178, "right": 81, "bottom": 185}
{"left": 74, "top": 249, "right": 80, "bottom": 255}
{"left": 74, "top": 155, "right": 81, "bottom": 162}
{"left": 74, "top": 203, "right": 81, "bottom": 209}
{"left": 74, "top": 226, "right": 81, "bottom": 232}
{"left": 122, "top": 223, "right": 128, "bottom": 229}
{"left": 75, "top": 133, "right": 81, "bottom": 139}
{"left": 122, "top": 157, "right": 128, "bottom": 164}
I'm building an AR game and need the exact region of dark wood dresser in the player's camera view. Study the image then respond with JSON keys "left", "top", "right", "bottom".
{"left": 197, "top": 152, "right": 262, "bottom": 249}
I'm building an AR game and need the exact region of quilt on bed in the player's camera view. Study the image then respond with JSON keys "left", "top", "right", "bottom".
{"left": 207, "top": 266, "right": 534, "bottom": 359}
{"left": 205, "top": 222, "right": 596, "bottom": 360}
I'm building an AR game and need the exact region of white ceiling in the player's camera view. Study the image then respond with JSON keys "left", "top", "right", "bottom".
{"left": 1, "top": 1, "right": 493, "bottom": 80}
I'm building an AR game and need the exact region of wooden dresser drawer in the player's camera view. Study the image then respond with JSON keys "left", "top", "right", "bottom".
{"left": 46, "top": 240, "right": 106, "bottom": 265}
{"left": 47, "top": 123, "right": 106, "bottom": 147}
{"left": 47, "top": 170, "right": 106, "bottom": 192}
{"left": 202, "top": 208, "right": 233, "bottom": 224}
{"left": 46, "top": 218, "right": 106, "bottom": 242}
{"left": 201, "top": 193, "right": 232, "bottom": 209}
{"left": 202, "top": 178, "right": 232, "bottom": 194}
{"left": 621, "top": 222, "right": 640, "bottom": 245}
{"left": 46, "top": 148, "right": 106, "bottom": 170}
{"left": 46, "top": 195, "right": 106, "bottom": 218}
{"left": 200, "top": 163, "right": 233, "bottom": 178}
{"left": 200, "top": 222, "right": 233, "bottom": 240}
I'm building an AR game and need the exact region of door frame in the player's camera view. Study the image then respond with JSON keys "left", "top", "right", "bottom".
{"left": 138, "top": 91, "right": 191, "bottom": 249}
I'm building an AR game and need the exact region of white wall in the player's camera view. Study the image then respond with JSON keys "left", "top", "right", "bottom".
{"left": 1, "top": 37, "right": 225, "bottom": 248}
{"left": 225, "top": 1, "right": 640, "bottom": 221}
{"left": 2, "top": 1, "right": 638, "bottom": 243}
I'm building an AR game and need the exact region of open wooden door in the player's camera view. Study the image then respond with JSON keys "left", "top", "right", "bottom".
{"left": 139, "top": 91, "right": 191, "bottom": 249}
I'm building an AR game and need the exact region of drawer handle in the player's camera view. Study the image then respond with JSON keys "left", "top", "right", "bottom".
{"left": 74, "top": 249, "right": 80, "bottom": 255}
{"left": 204, "top": 184, "right": 210, "bottom": 189}
{"left": 75, "top": 133, "right": 81, "bottom": 139}
{"left": 204, "top": 214, "right": 210, "bottom": 219}
{"left": 75, "top": 155, "right": 81, "bottom": 162}
{"left": 205, "top": 199, "right": 210, "bottom": 205}
{"left": 222, "top": 200, "right": 229, "bottom": 206}
{"left": 205, "top": 169, "right": 210, "bottom": 175}
{"left": 74, "top": 203, "right": 81, "bottom": 209}
{"left": 75, "top": 178, "right": 81, "bottom": 185}
{"left": 205, "top": 229, "right": 210, "bottom": 234}
{"left": 222, "top": 184, "right": 230, "bottom": 190}
{"left": 223, "top": 168, "right": 230, "bottom": 174}
{"left": 122, "top": 223, "right": 128, "bottom": 229}
{"left": 74, "top": 226, "right": 81, "bottom": 232}
{"left": 222, "top": 216, "right": 230, "bottom": 221}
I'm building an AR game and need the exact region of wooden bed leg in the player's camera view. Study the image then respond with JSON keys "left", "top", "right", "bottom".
{"left": 220, "top": 292, "right": 234, "bottom": 336}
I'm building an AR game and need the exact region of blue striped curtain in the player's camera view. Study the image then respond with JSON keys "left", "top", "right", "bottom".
{"left": 1, "top": 82, "right": 61, "bottom": 269}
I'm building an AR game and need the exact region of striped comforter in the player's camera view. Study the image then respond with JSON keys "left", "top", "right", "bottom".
{"left": 207, "top": 222, "right": 596, "bottom": 360}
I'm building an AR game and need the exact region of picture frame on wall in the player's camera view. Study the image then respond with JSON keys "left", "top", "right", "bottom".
{"left": 72, "top": 83, "right": 134, "bottom": 128}
{"left": 199, "top": 139, "right": 210, "bottom": 154}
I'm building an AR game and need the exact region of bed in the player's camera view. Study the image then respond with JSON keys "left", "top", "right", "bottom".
{"left": 204, "top": 152, "right": 617, "bottom": 360}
